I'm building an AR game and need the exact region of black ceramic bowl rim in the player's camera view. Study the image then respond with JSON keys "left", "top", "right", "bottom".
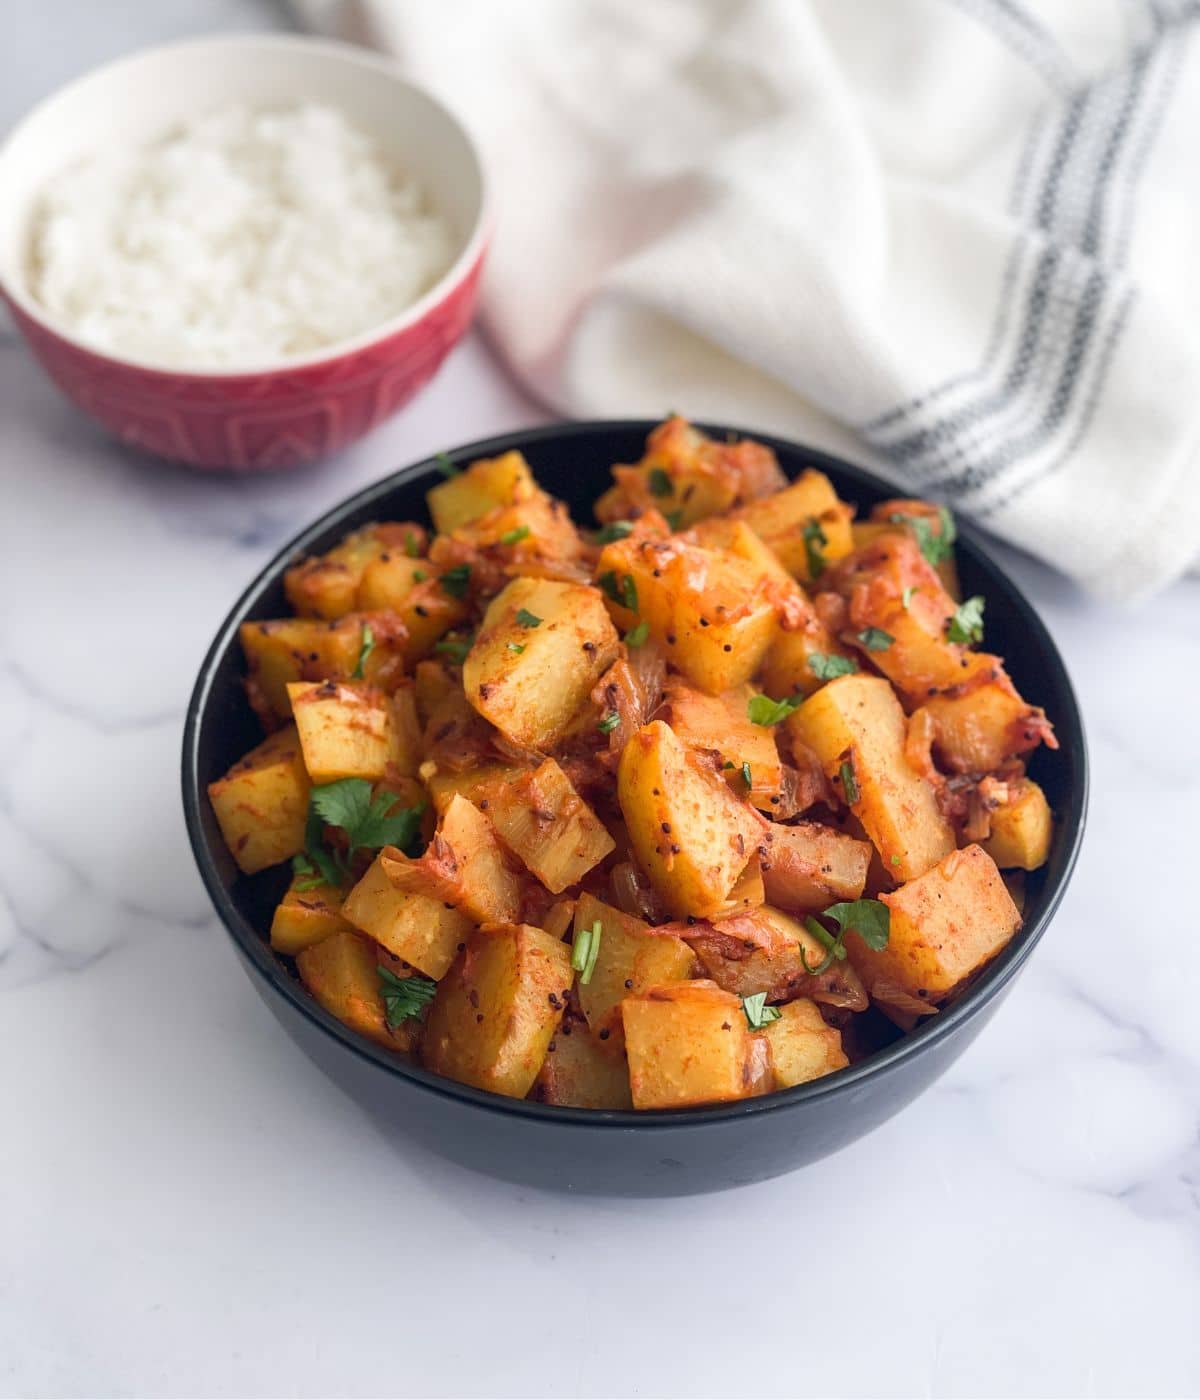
{"left": 182, "top": 419, "right": 1088, "bottom": 1132}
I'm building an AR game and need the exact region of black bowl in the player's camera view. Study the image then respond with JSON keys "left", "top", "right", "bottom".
{"left": 182, "top": 420, "right": 1087, "bottom": 1196}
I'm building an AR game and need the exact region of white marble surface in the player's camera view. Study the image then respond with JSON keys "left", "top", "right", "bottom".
{"left": 4, "top": 14, "right": 1200, "bottom": 1400}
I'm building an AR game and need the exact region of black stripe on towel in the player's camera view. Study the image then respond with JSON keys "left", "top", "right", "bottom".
{"left": 863, "top": 28, "right": 1166, "bottom": 500}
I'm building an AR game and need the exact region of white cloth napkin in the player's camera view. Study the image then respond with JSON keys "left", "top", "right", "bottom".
{"left": 298, "top": 0, "right": 1200, "bottom": 601}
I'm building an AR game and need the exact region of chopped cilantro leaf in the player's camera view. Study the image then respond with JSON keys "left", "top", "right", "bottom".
{"left": 435, "top": 452, "right": 459, "bottom": 479}
{"left": 594, "top": 521, "right": 634, "bottom": 544}
{"left": 597, "top": 710, "right": 621, "bottom": 735}
{"left": 378, "top": 966, "right": 436, "bottom": 1027}
{"left": 434, "top": 633, "right": 474, "bottom": 666}
{"left": 625, "top": 620, "right": 650, "bottom": 647}
{"left": 800, "top": 899, "right": 890, "bottom": 975}
{"left": 830, "top": 899, "right": 890, "bottom": 950}
{"left": 889, "top": 507, "right": 956, "bottom": 565}
{"left": 311, "top": 778, "right": 425, "bottom": 858}
{"left": 839, "top": 759, "right": 859, "bottom": 805}
{"left": 742, "top": 992, "right": 782, "bottom": 1029}
{"left": 647, "top": 467, "right": 673, "bottom": 497}
{"left": 748, "top": 693, "right": 802, "bottom": 727}
{"left": 600, "top": 570, "right": 638, "bottom": 612}
{"left": 297, "top": 780, "right": 426, "bottom": 886}
{"left": 501, "top": 525, "right": 531, "bottom": 546}
{"left": 856, "top": 627, "right": 894, "bottom": 652}
{"left": 515, "top": 607, "right": 542, "bottom": 628}
{"left": 803, "top": 519, "right": 828, "bottom": 579}
{"left": 439, "top": 564, "right": 472, "bottom": 599}
{"left": 946, "top": 595, "right": 985, "bottom": 645}
{"left": 808, "top": 653, "right": 859, "bottom": 681}
{"left": 293, "top": 807, "right": 345, "bottom": 890}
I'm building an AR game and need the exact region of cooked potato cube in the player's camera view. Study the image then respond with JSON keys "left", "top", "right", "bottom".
{"left": 596, "top": 417, "right": 787, "bottom": 528}
{"left": 413, "top": 659, "right": 456, "bottom": 724}
{"left": 419, "top": 682, "right": 486, "bottom": 760}
{"left": 712, "top": 856, "right": 766, "bottom": 918}
{"left": 283, "top": 524, "right": 423, "bottom": 621}
{"left": 208, "top": 724, "right": 310, "bottom": 874}
{"left": 848, "top": 844, "right": 1022, "bottom": 1003}
{"left": 284, "top": 528, "right": 388, "bottom": 620}
{"left": 423, "top": 924, "right": 574, "bottom": 1098}
{"left": 464, "top": 577, "right": 620, "bottom": 749}
{"left": 830, "top": 533, "right": 1054, "bottom": 773}
{"left": 573, "top": 892, "right": 694, "bottom": 1037}
{"left": 387, "top": 682, "right": 422, "bottom": 779}
{"left": 618, "top": 720, "right": 762, "bottom": 919}
{"left": 287, "top": 681, "right": 406, "bottom": 784}
{"left": 341, "top": 851, "right": 473, "bottom": 979}
{"left": 1003, "top": 870, "right": 1027, "bottom": 915}
{"left": 788, "top": 675, "right": 954, "bottom": 880}
{"left": 732, "top": 470, "right": 853, "bottom": 582}
{"left": 688, "top": 520, "right": 853, "bottom": 701}
{"left": 438, "top": 490, "right": 584, "bottom": 570}
{"left": 242, "top": 618, "right": 351, "bottom": 725}
{"left": 826, "top": 532, "right": 995, "bottom": 704}
{"left": 429, "top": 794, "right": 523, "bottom": 927}
{"left": 760, "top": 820, "right": 871, "bottom": 913}
{"left": 485, "top": 759, "right": 615, "bottom": 893}
{"left": 240, "top": 613, "right": 407, "bottom": 725}
{"left": 981, "top": 778, "right": 1053, "bottom": 871}
{"left": 295, "top": 928, "right": 403, "bottom": 1052}
{"left": 354, "top": 553, "right": 472, "bottom": 665}
{"left": 760, "top": 621, "right": 857, "bottom": 702}
{"left": 685, "top": 905, "right": 868, "bottom": 1009}
{"left": 368, "top": 568, "right": 470, "bottom": 664}
{"left": 533, "top": 1023, "right": 634, "bottom": 1109}
{"left": 760, "top": 998, "right": 848, "bottom": 1088}
{"left": 420, "top": 762, "right": 522, "bottom": 816}
{"left": 270, "top": 876, "right": 351, "bottom": 956}
{"left": 919, "top": 685, "right": 1055, "bottom": 775}
{"left": 355, "top": 552, "right": 429, "bottom": 612}
{"left": 665, "top": 681, "right": 783, "bottom": 812}
{"left": 621, "top": 980, "right": 759, "bottom": 1109}
{"left": 426, "top": 450, "right": 538, "bottom": 534}
{"left": 687, "top": 517, "right": 788, "bottom": 585}
{"left": 384, "top": 794, "right": 521, "bottom": 926}
{"left": 850, "top": 520, "right": 889, "bottom": 551}
{"left": 542, "top": 900, "right": 577, "bottom": 941}
{"left": 596, "top": 534, "right": 778, "bottom": 693}
{"left": 868, "top": 498, "right": 960, "bottom": 597}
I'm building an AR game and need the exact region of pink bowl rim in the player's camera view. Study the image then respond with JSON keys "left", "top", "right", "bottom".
{"left": 0, "top": 32, "right": 492, "bottom": 382}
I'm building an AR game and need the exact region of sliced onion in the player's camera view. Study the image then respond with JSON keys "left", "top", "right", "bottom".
{"left": 870, "top": 979, "right": 939, "bottom": 1018}
{"left": 610, "top": 861, "right": 665, "bottom": 923}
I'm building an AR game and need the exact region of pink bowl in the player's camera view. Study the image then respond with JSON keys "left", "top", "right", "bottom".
{"left": 0, "top": 36, "right": 489, "bottom": 470}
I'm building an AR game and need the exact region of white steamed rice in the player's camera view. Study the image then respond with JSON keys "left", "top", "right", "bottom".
{"left": 28, "top": 103, "right": 455, "bottom": 368}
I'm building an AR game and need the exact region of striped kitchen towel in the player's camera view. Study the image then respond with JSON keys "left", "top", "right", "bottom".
{"left": 301, "top": 0, "right": 1200, "bottom": 600}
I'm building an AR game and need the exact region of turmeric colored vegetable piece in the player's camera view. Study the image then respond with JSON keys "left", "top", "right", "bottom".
{"left": 423, "top": 924, "right": 573, "bottom": 1098}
